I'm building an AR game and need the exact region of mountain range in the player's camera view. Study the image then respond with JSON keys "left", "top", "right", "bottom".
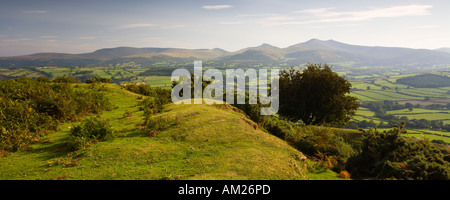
{"left": 1, "top": 39, "right": 450, "bottom": 68}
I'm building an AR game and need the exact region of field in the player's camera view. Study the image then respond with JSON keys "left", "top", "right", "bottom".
{"left": 350, "top": 72, "right": 450, "bottom": 143}
{"left": 355, "top": 108, "right": 450, "bottom": 143}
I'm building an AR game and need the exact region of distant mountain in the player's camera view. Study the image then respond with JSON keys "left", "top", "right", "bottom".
{"left": 0, "top": 47, "right": 229, "bottom": 67}
{"left": 435, "top": 48, "right": 450, "bottom": 54}
{"left": 218, "top": 39, "right": 450, "bottom": 66}
{"left": 2, "top": 39, "right": 450, "bottom": 68}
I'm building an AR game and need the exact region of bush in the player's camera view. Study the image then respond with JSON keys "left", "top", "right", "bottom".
{"left": 123, "top": 83, "right": 171, "bottom": 100}
{"left": 0, "top": 77, "right": 113, "bottom": 152}
{"left": 260, "top": 115, "right": 299, "bottom": 140}
{"left": 295, "top": 126, "right": 356, "bottom": 171}
{"left": 68, "top": 116, "right": 114, "bottom": 150}
{"left": 140, "top": 97, "right": 167, "bottom": 115}
{"left": 0, "top": 99, "right": 57, "bottom": 151}
{"left": 346, "top": 123, "right": 450, "bottom": 180}
{"left": 86, "top": 77, "right": 111, "bottom": 84}
{"left": 52, "top": 76, "right": 81, "bottom": 83}
{"left": 140, "top": 115, "right": 182, "bottom": 137}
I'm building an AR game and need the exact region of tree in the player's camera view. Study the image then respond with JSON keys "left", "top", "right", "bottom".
{"left": 278, "top": 63, "right": 359, "bottom": 126}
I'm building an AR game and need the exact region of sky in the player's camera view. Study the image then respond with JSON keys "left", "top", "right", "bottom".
{"left": 0, "top": 0, "right": 449, "bottom": 56}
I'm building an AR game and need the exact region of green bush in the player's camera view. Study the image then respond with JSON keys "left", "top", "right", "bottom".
{"left": 68, "top": 116, "right": 114, "bottom": 150}
{"left": 0, "top": 77, "right": 112, "bottom": 152}
{"left": 140, "top": 115, "right": 181, "bottom": 137}
{"left": 86, "top": 76, "right": 111, "bottom": 84}
{"left": 295, "top": 126, "right": 356, "bottom": 171}
{"left": 0, "top": 98, "right": 57, "bottom": 151}
{"left": 260, "top": 116, "right": 299, "bottom": 140}
{"left": 123, "top": 83, "right": 171, "bottom": 100}
{"left": 346, "top": 123, "right": 450, "bottom": 180}
{"left": 52, "top": 76, "right": 81, "bottom": 83}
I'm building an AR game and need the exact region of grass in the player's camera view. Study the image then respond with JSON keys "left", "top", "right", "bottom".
{"left": 140, "top": 76, "right": 172, "bottom": 88}
{"left": 387, "top": 109, "right": 450, "bottom": 121}
{"left": 0, "top": 84, "right": 340, "bottom": 180}
{"left": 372, "top": 128, "right": 450, "bottom": 143}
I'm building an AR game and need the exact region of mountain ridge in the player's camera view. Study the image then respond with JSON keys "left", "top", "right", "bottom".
{"left": 2, "top": 39, "right": 450, "bottom": 68}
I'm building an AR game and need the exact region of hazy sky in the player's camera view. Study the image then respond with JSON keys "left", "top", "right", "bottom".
{"left": 1, "top": 0, "right": 449, "bottom": 56}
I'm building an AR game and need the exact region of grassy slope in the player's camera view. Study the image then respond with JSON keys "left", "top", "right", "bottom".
{"left": 0, "top": 84, "right": 338, "bottom": 180}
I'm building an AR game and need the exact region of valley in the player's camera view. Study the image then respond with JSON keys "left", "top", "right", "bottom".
{"left": 1, "top": 39, "right": 450, "bottom": 180}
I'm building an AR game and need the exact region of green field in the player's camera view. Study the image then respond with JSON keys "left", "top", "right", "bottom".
{"left": 354, "top": 106, "right": 450, "bottom": 143}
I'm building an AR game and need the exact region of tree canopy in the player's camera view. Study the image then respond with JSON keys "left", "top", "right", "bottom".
{"left": 278, "top": 63, "right": 358, "bottom": 126}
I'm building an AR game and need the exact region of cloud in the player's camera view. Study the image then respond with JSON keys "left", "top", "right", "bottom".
{"left": 2, "top": 38, "right": 32, "bottom": 42}
{"left": 219, "top": 21, "right": 244, "bottom": 25}
{"left": 296, "top": 4, "right": 433, "bottom": 23}
{"left": 21, "top": 10, "right": 48, "bottom": 14}
{"left": 236, "top": 4, "right": 434, "bottom": 26}
{"left": 79, "top": 36, "right": 96, "bottom": 40}
{"left": 202, "top": 5, "right": 233, "bottom": 10}
{"left": 410, "top": 25, "right": 438, "bottom": 29}
{"left": 40, "top": 36, "right": 57, "bottom": 39}
{"left": 114, "top": 23, "right": 155, "bottom": 30}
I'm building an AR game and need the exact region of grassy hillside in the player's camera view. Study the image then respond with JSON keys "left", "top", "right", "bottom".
{"left": 0, "top": 84, "right": 337, "bottom": 180}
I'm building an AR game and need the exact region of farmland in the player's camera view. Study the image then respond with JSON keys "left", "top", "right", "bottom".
{"left": 349, "top": 71, "right": 450, "bottom": 144}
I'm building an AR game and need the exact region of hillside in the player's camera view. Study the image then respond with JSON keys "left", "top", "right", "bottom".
{"left": 435, "top": 48, "right": 450, "bottom": 54}
{"left": 0, "top": 84, "right": 334, "bottom": 180}
{"left": 2, "top": 39, "right": 450, "bottom": 68}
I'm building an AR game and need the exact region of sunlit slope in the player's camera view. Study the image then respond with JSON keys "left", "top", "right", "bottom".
{"left": 0, "top": 84, "right": 311, "bottom": 180}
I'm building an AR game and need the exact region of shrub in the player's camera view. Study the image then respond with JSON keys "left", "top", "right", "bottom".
{"left": 0, "top": 77, "right": 111, "bottom": 153}
{"left": 140, "top": 98, "right": 165, "bottom": 115}
{"left": 140, "top": 115, "right": 181, "bottom": 137}
{"left": 338, "top": 170, "right": 351, "bottom": 179}
{"left": 52, "top": 76, "right": 81, "bottom": 83}
{"left": 123, "top": 83, "right": 171, "bottom": 101}
{"left": 86, "top": 76, "right": 111, "bottom": 84}
{"left": 260, "top": 115, "right": 299, "bottom": 140}
{"left": 295, "top": 126, "right": 356, "bottom": 171}
{"left": 68, "top": 116, "right": 115, "bottom": 150}
{"left": 346, "top": 123, "right": 450, "bottom": 180}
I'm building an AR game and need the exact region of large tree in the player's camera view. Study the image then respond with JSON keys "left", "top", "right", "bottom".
{"left": 279, "top": 63, "right": 358, "bottom": 126}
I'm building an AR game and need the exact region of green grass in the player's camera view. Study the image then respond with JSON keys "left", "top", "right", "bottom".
{"left": 140, "top": 76, "right": 172, "bottom": 88}
{"left": 387, "top": 109, "right": 450, "bottom": 121}
{"left": 0, "top": 84, "right": 340, "bottom": 180}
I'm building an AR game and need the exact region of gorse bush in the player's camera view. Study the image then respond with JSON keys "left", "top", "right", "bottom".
{"left": 68, "top": 116, "right": 114, "bottom": 150}
{"left": 140, "top": 115, "right": 182, "bottom": 137}
{"left": 123, "top": 82, "right": 174, "bottom": 137}
{"left": 86, "top": 76, "right": 111, "bottom": 84}
{"left": 123, "top": 82, "right": 172, "bottom": 115}
{"left": 346, "top": 123, "right": 450, "bottom": 180}
{"left": 122, "top": 83, "right": 171, "bottom": 100}
{"left": 52, "top": 76, "right": 81, "bottom": 84}
{"left": 0, "top": 77, "right": 112, "bottom": 152}
{"left": 295, "top": 126, "right": 356, "bottom": 171}
{"left": 0, "top": 98, "right": 57, "bottom": 151}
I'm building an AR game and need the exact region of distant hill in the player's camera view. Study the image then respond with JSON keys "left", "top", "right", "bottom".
{"left": 435, "top": 48, "right": 450, "bottom": 54}
{"left": 2, "top": 39, "right": 450, "bottom": 68}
